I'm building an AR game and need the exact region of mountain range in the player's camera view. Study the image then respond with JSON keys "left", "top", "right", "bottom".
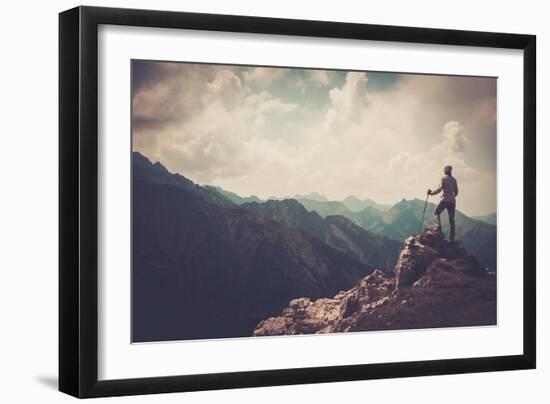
{"left": 132, "top": 152, "right": 497, "bottom": 341}
{"left": 215, "top": 185, "right": 496, "bottom": 272}
{"left": 295, "top": 198, "right": 497, "bottom": 272}
{"left": 341, "top": 195, "right": 390, "bottom": 212}
{"left": 208, "top": 187, "right": 392, "bottom": 214}
{"left": 241, "top": 199, "right": 401, "bottom": 273}
{"left": 132, "top": 153, "right": 375, "bottom": 341}
{"left": 473, "top": 212, "right": 497, "bottom": 225}
{"left": 204, "top": 185, "right": 263, "bottom": 205}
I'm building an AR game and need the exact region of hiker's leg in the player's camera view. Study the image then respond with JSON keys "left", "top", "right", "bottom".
{"left": 448, "top": 203, "right": 456, "bottom": 242}
{"left": 434, "top": 202, "right": 444, "bottom": 230}
{"left": 434, "top": 213, "right": 441, "bottom": 230}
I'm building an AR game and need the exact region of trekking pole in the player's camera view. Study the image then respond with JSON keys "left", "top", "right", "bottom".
{"left": 418, "top": 192, "right": 430, "bottom": 234}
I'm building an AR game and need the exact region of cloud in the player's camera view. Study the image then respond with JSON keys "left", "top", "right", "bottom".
{"left": 204, "top": 68, "right": 243, "bottom": 108}
{"left": 306, "top": 70, "right": 333, "bottom": 86}
{"left": 132, "top": 62, "right": 497, "bottom": 216}
{"left": 243, "top": 67, "right": 288, "bottom": 83}
{"left": 329, "top": 72, "right": 369, "bottom": 115}
{"left": 442, "top": 121, "right": 469, "bottom": 153}
{"left": 388, "top": 152, "right": 411, "bottom": 174}
{"left": 326, "top": 72, "right": 370, "bottom": 128}
{"left": 133, "top": 64, "right": 298, "bottom": 184}
{"left": 381, "top": 119, "right": 492, "bottom": 214}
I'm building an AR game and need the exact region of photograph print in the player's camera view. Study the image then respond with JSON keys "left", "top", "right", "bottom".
{"left": 131, "top": 60, "right": 497, "bottom": 343}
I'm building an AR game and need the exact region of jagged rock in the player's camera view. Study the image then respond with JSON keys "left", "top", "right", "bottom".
{"left": 253, "top": 228, "right": 496, "bottom": 336}
{"left": 253, "top": 295, "right": 345, "bottom": 336}
{"left": 395, "top": 228, "right": 474, "bottom": 288}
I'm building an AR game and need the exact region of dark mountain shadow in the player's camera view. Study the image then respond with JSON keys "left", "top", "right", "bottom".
{"left": 242, "top": 199, "right": 401, "bottom": 274}
{"left": 132, "top": 153, "right": 373, "bottom": 342}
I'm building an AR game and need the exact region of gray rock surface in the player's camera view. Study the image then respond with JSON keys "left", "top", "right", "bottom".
{"left": 253, "top": 228, "right": 496, "bottom": 336}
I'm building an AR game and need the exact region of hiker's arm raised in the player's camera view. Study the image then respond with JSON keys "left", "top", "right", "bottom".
{"left": 430, "top": 180, "right": 443, "bottom": 196}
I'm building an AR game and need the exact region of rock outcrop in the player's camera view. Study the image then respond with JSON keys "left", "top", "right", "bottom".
{"left": 253, "top": 228, "right": 496, "bottom": 336}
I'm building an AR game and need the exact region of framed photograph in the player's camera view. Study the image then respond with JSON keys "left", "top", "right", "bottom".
{"left": 59, "top": 6, "right": 536, "bottom": 398}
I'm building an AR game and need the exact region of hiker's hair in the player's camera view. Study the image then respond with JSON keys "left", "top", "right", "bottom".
{"left": 444, "top": 165, "right": 453, "bottom": 173}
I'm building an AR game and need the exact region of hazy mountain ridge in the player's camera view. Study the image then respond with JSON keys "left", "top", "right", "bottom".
{"left": 291, "top": 192, "right": 329, "bottom": 202}
{"left": 207, "top": 185, "right": 391, "bottom": 214}
{"left": 175, "top": 173, "right": 496, "bottom": 272}
{"left": 241, "top": 199, "right": 401, "bottom": 273}
{"left": 342, "top": 195, "right": 390, "bottom": 212}
{"left": 371, "top": 199, "right": 497, "bottom": 272}
{"left": 295, "top": 197, "right": 497, "bottom": 272}
{"left": 297, "top": 198, "right": 352, "bottom": 218}
{"left": 152, "top": 165, "right": 496, "bottom": 273}
{"left": 472, "top": 212, "right": 497, "bottom": 225}
{"left": 205, "top": 185, "right": 263, "bottom": 205}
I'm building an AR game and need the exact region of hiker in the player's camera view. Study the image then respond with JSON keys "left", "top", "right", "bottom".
{"left": 427, "top": 165, "right": 459, "bottom": 242}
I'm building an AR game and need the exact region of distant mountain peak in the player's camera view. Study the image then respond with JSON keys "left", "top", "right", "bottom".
{"left": 152, "top": 161, "right": 169, "bottom": 173}
{"left": 293, "top": 192, "right": 329, "bottom": 202}
{"left": 269, "top": 198, "right": 306, "bottom": 208}
{"left": 132, "top": 150, "right": 148, "bottom": 163}
{"left": 242, "top": 198, "right": 323, "bottom": 224}
{"left": 203, "top": 185, "right": 263, "bottom": 205}
{"left": 133, "top": 151, "right": 171, "bottom": 175}
{"left": 342, "top": 195, "right": 390, "bottom": 213}
{"left": 392, "top": 198, "right": 424, "bottom": 210}
{"left": 132, "top": 152, "right": 236, "bottom": 209}
{"left": 343, "top": 195, "right": 362, "bottom": 202}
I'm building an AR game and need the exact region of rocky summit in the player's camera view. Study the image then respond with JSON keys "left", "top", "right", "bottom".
{"left": 253, "top": 228, "right": 496, "bottom": 336}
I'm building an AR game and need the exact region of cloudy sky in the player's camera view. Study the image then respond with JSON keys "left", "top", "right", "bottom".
{"left": 132, "top": 60, "right": 497, "bottom": 216}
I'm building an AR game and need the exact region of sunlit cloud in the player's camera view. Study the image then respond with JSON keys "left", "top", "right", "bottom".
{"left": 306, "top": 69, "right": 333, "bottom": 87}
{"left": 243, "top": 67, "right": 288, "bottom": 83}
{"left": 132, "top": 61, "right": 497, "bottom": 216}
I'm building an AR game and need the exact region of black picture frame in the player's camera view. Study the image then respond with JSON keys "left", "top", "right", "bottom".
{"left": 59, "top": 5, "right": 536, "bottom": 398}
